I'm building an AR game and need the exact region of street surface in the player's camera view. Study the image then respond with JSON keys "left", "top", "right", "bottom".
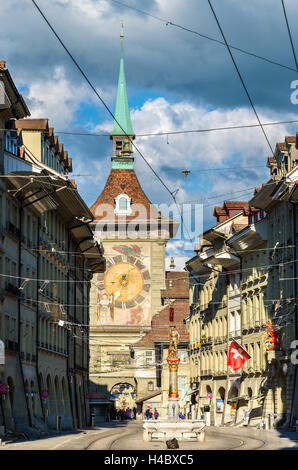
{"left": 1, "top": 421, "right": 298, "bottom": 450}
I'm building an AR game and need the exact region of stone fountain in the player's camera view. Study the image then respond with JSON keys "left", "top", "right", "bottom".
{"left": 143, "top": 326, "right": 205, "bottom": 442}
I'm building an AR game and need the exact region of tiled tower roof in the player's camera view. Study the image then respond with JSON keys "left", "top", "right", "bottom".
{"left": 90, "top": 168, "right": 155, "bottom": 219}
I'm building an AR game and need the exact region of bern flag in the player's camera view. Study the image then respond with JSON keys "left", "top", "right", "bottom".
{"left": 169, "top": 306, "right": 174, "bottom": 322}
{"left": 228, "top": 341, "right": 251, "bottom": 371}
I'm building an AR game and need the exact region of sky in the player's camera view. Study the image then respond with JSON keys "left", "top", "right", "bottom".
{"left": 2, "top": 0, "right": 298, "bottom": 269}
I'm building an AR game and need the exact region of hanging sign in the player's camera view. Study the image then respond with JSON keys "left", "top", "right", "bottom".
{"left": 216, "top": 399, "right": 224, "bottom": 413}
{"left": 230, "top": 402, "right": 237, "bottom": 414}
{"left": 0, "top": 384, "right": 8, "bottom": 394}
{"left": 0, "top": 340, "right": 4, "bottom": 365}
{"left": 41, "top": 390, "right": 49, "bottom": 398}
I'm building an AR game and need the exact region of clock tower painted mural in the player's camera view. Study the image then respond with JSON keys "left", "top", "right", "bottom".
{"left": 88, "top": 29, "right": 178, "bottom": 414}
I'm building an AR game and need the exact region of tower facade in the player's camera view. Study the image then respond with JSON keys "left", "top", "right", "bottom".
{"left": 88, "top": 34, "right": 178, "bottom": 419}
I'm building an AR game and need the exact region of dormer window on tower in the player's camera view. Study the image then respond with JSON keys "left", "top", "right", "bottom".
{"left": 114, "top": 193, "right": 132, "bottom": 216}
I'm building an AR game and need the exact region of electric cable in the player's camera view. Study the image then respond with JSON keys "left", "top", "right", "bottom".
{"left": 108, "top": 0, "right": 298, "bottom": 74}
{"left": 281, "top": 0, "right": 298, "bottom": 71}
{"left": 207, "top": 0, "right": 274, "bottom": 155}
{"left": 3, "top": 117, "right": 298, "bottom": 138}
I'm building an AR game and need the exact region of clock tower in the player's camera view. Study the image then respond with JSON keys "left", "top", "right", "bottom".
{"left": 88, "top": 30, "right": 178, "bottom": 411}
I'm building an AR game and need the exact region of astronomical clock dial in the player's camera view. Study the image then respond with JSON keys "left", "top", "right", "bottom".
{"left": 101, "top": 254, "right": 150, "bottom": 309}
{"left": 104, "top": 262, "right": 143, "bottom": 302}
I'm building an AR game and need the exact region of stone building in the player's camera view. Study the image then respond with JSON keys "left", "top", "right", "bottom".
{"left": 0, "top": 61, "right": 105, "bottom": 436}
{"left": 185, "top": 201, "right": 265, "bottom": 426}
{"left": 186, "top": 134, "right": 298, "bottom": 428}
{"left": 88, "top": 36, "right": 178, "bottom": 420}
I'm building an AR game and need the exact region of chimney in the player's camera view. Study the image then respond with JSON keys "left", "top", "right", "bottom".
{"left": 0, "top": 61, "right": 6, "bottom": 70}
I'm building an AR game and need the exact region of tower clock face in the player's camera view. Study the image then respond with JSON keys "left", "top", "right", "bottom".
{"left": 104, "top": 261, "right": 144, "bottom": 302}
{"left": 95, "top": 250, "right": 151, "bottom": 312}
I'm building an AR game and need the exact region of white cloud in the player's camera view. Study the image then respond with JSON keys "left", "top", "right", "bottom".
{"left": 26, "top": 66, "right": 89, "bottom": 128}
{"left": 94, "top": 96, "right": 297, "bottom": 209}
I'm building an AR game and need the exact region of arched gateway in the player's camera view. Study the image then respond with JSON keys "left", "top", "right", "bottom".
{"left": 110, "top": 383, "right": 137, "bottom": 410}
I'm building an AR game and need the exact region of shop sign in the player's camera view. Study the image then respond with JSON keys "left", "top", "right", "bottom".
{"left": 216, "top": 399, "right": 224, "bottom": 413}
{"left": 230, "top": 402, "right": 237, "bottom": 414}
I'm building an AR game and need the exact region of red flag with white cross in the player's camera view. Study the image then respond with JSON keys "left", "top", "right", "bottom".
{"left": 228, "top": 341, "right": 251, "bottom": 371}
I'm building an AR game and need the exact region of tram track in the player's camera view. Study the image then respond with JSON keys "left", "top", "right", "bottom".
{"left": 85, "top": 425, "right": 268, "bottom": 451}
{"left": 84, "top": 424, "right": 140, "bottom": 450}
{"left": 206, "top": 429, "right": 267, "bottom": 450}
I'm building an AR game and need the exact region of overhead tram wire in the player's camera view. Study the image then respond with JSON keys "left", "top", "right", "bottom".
{"left": 31, "top": 0, "right": 193, "bottom": 245}
{"left": 2, "top": 257, "right": 297, "bottom": 284}
{"left": 207, "top": 0, "right": 274, "bottom": 156}
{"left": 281, "top": 0, "right": 298, "bottom": 71}
{"left": 108, "top": 0, "right": 298, "bottom": 74}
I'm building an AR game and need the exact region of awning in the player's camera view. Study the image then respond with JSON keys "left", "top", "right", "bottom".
{"left": 6, "top": 170, "right": 105, "bottom": 272}
{"left": 227, "top": 394, "right": 264, "bottom": 403}
{"left": 6, "top": 171, "right": 58, "bottom": 214}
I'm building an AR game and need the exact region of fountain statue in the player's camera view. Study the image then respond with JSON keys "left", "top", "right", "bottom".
{"left": 143, "top": 325, "right": 206, "bottom": 442}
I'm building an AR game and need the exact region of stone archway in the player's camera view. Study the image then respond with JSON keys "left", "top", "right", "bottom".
{"left": 110, "top": 383, "right": 137, "bottom": 411}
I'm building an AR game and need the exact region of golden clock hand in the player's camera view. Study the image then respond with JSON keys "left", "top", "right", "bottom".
{"left": 114, "top": 280, "right": 125, "bottom": 301}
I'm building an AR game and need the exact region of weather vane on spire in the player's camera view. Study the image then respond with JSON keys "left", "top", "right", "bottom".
{"left": 120, "top": 21, "right": 124, "bottom": 39}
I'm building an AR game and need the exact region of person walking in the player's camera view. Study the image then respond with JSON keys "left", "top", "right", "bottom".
{"left": 153, "top": 408, "right": 159, "bottom": 420}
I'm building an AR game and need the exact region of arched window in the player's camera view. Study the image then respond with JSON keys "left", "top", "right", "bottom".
{"left": 119, "top": 197, "right": 127, "bottom": 211}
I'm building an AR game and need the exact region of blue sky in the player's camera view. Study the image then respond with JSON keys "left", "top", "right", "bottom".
{"left": 2, "top": 0, "right": 298, "bottom": 268}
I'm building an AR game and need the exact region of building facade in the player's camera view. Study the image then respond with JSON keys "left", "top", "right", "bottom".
{"left": 0, "top": 62, "right": 105, "bottom": 436}
{"left": 186, "top": 135, "right": 298, "bottom": 428}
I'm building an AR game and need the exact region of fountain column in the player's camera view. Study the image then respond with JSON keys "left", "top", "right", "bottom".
{"left": 167, "top": 326, "right": 180, "bottom": 419}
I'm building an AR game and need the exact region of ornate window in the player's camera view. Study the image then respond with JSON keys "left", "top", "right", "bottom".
{"left": 148, "top": 381, "right": 154, "bottom": 391}
{"left": 114, "top": 193, "right": 132, "bottom": 216}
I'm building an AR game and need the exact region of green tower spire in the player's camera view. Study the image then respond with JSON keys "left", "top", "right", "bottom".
{"left": 111, "top": 25, "right": 134, "bottom": 137}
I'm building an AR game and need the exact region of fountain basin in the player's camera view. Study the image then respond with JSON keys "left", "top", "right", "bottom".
{"left": 143, "top": 419, "right": 205, "bottom": 441}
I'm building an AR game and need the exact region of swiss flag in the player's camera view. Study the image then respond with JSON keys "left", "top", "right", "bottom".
{"left": 228, "top": 341, "right": 251, "bottom": 371}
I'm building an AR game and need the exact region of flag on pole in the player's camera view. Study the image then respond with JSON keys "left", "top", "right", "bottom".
{"left": 228, "top": 340, "right": 251, "bottom": 371}
{"left": 169, "top": 306, "right": 174, "bottom": 322}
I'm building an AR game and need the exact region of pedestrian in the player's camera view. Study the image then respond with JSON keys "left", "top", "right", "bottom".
{"left": 153, "top": 408, "right": 159, "bottom": 420}
{"left": 145, "top": 408, "right": 150, "bottom": 420}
